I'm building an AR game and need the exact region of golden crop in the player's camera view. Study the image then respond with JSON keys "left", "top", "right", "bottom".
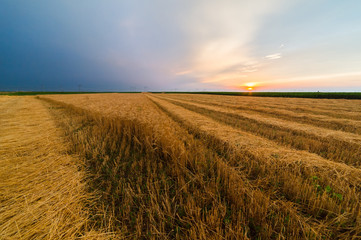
{"left": 1, "top": 93, "right": 360, "bottom": 239}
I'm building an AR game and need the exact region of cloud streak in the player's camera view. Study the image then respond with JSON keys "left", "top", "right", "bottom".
{"left": 265, "top": 53, "right": 282, "bottom": 60}
{"left": 176, "top": 0, "right": 289, "bottom": 86}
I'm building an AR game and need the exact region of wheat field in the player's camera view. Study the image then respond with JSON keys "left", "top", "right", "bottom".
{"left": 1, "top": 93, "right": 360, "bottom": 239}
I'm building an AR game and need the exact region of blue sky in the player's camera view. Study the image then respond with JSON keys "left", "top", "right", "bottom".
{"left": 1, "top": 0, "right": 361, "bottom": 91}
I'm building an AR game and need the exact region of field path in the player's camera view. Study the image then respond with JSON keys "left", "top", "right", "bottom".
{"left": 0, "top": 96, "right": 108, "bottom": 239}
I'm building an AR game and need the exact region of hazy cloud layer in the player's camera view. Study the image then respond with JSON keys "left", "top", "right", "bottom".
{"left": 1, "top": 0, "right": 361, "bottom": 91}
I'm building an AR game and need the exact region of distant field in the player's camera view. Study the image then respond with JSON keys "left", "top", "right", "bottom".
{"left": 1, "top": 93, "right": 361, "bottom": 239}
{"left": 2, "top": 91, "right": 108, "bottom": 95}
{"left": 158, "top": 91, "right": 361, "bottom": 99}
{"left": 3, "top": 91, "right": 361, "bottom": 99}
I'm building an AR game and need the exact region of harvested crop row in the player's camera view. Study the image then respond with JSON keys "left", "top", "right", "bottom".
{"left": 183, "top": 94, "right": 361, "bottom": 114}
{"left": 226, "top": 98, "right": 361, "bottom": 121}
{"left": 163, "top": 94, "right": 361, "bottom": 134}
{"left": 157, "top": 95, "right": 361, "bottom": 167}
{"left": 0, "top": 97, "right": 110, "bottom": 239}
{"left": 42, "top": 95, "right": 325, "bottom": 239}
{"left": 161, "top": 94, "right": 361, "bottom": 115}
{"left": 43, "top": 93, "right": 161, "bottom": 121}
{"left": 254, "top": 102, "right": 361, "bottom": 121}
{"left": 149, "top": 95, "right": 361, "bottom": 239}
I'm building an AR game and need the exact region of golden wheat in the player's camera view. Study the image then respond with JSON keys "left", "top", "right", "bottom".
{"left": 163, "top": 94, "right": 361, "bottom": 134}
{"left": 2, "top": 93, "right": 360, "bottom": 239}
{"left": 0, "top": 96, "right": 114, "bottom": 239}
{"left": 155, "top": 95, "right": 361, "bottom": 167}
{"left": 43, "top": 93, "right": 361, "bottom": 239}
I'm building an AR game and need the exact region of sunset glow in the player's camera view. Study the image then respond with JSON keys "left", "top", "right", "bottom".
{"left": 1, "top": 1, "right": 361, "bottom": 92}
{"left": 242, "top": 82, "right": 259, "bottom": 91}
{"left": 245, "top": 83, "right": 257, "bottom": 88}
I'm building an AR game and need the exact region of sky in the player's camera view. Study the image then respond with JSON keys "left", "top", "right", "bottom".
{"left": 1, "top": 0, "right": 361, "bottom": 92}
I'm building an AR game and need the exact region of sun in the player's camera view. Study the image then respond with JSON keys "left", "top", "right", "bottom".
{"left": 243, "top": 82, "right": 258, "bottom": 91}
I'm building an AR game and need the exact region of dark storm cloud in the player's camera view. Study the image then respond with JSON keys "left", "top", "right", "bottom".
{"left": 0, "top": 0, "right": 190, "bottom": 91}
{"left": 0, "top": 1, "right": 116, "bottom": 90}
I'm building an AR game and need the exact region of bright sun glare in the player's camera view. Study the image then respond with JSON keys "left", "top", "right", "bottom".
{"left": 243, "top": 82, "right": 258, "bottom": 91}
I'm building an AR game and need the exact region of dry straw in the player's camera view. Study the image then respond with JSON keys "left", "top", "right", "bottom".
{"left": 39, "top": 93, "right": 360, "bottom": 239}
{"left": 0, "top": 96, "right": 112, "bottom": 239}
